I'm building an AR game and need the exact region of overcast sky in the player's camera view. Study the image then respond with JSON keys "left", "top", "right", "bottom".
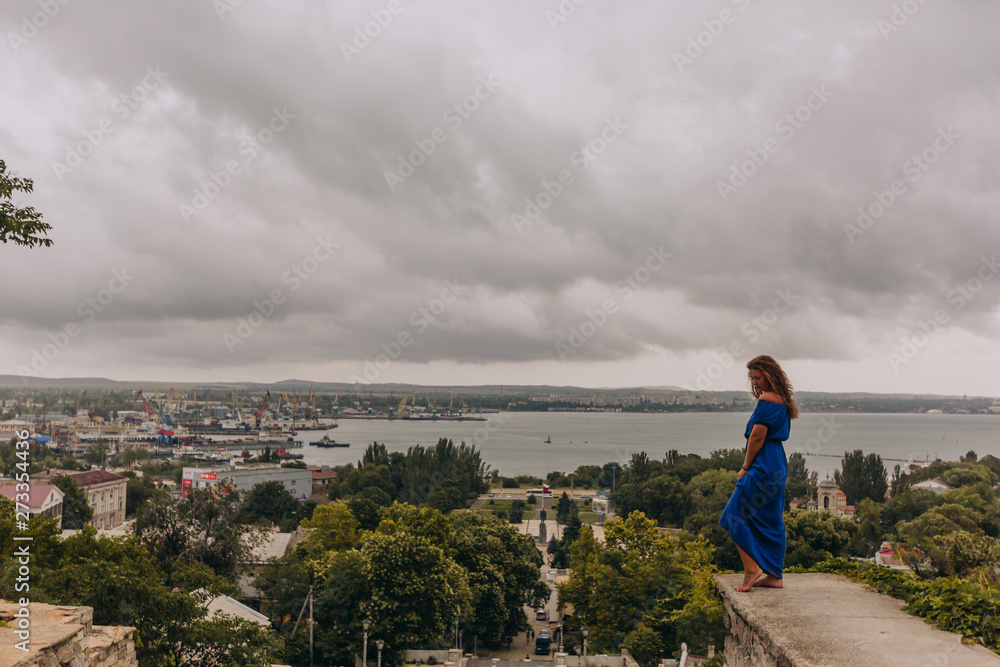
{"left": 1, "top": 0, "right": 998, "bottom": 395}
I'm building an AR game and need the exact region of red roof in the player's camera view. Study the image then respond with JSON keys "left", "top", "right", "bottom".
{"left": 312, "top": 470, "right": 337, "bottom": 481}
{"left": 68, "top": 470, "right": 126, "bottom": 487}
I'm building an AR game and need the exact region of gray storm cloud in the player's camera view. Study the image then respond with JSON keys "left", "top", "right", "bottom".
{"left": 0, "top": 0, "right": 998, "bottom": 388}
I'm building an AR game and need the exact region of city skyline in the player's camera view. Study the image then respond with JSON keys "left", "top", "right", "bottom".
{"left": 2, "top": 1, "right": 999, "bottom": 396}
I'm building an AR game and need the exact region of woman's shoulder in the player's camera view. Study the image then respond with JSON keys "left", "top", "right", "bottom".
{"left": 757, "top": 392, "right": 785, "bottom": 407}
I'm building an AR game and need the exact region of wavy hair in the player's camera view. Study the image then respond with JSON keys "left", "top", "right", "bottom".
{"left": 746, "top": 355, "right": 799, "bottom": 419}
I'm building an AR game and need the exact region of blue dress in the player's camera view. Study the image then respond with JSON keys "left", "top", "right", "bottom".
{"left": 719, "top": 400, "right": 790, "bottom": 578}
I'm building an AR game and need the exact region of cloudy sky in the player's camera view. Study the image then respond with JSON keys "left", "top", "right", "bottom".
{"left": 1, "top": 0, "right": 998, "bottom": 395}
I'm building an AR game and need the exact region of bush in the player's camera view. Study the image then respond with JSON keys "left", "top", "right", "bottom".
{"left": 527, "top": 495, "right": 537, "bottom": 505}
{"left": 487, "top": 499, "right": 494, "bottom": 505}
{"left": 502, "top": 478, "right": 519, "bottom": 489}
{"left": 427, "top": 657, "right": 437, "bottom": 665}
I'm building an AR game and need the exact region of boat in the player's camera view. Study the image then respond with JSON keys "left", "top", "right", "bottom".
{"left": 310, "top": 436, "right": 350, "bottom": 448}
{"left": 276, "top": 448, "right": 304, "bottom": 459}
{"left": 545, "top": 436, "right": 551, "bottom": 443}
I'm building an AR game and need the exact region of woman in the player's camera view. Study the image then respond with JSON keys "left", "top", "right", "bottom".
{"left": 719, "top": 355, "right": 799, "bottom": 592}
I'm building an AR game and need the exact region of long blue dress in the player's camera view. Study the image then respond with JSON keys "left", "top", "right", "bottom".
{"left": 719, "top": 399, "right": 790, "bottom": 578}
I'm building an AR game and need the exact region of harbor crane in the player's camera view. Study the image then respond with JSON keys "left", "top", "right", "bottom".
{"left": 255, "top": 391, "right": 270, "bottom": 429}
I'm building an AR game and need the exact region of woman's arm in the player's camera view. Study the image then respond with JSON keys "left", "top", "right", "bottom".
{"left": 738, "top": 423, "right": 768, "bottom": 478}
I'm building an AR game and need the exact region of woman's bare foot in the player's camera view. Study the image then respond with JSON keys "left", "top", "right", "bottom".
{"left": 753, "top": 574, "right": 783, "bottom": 588}
{"left": 735, "top": 565, "right": 763, "bottom": 592}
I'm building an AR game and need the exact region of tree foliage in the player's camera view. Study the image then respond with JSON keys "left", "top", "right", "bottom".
{"left": 834, "top": 450, "right": 888, "bottom": 505}
{"left": 559, "top": 516, "right": 724, "bottom": 658}
{"left": 0, "top": 159, "right": 52, "bottom": 248}
{"left": 52, "top": 474, "right": 94, "bottom": 529}
{"left": 135, "top": 487, "right": 263, "bottom": 583}
{"left": 331, "top": 439, "right": 490, "bottom": 513}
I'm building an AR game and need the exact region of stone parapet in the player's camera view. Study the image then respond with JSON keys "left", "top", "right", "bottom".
{"left": 0, "top": 602, "right": 136, "bottom": 667}
{"left": 716, "top": 573, "right": 1000, "bottom": 666}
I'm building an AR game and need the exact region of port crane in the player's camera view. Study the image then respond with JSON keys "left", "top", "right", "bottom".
{"left": 255, "top": 391, "right": 270, "bottom": 429}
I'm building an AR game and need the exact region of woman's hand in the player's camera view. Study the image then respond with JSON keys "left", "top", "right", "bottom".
{"left": 737, "top": 467, "right": 748, "bottom": 481}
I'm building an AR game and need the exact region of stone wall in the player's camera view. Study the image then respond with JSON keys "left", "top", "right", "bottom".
{"left": 716, "top": 572, "right": 1000, "bottom": 667}
{"left": 0, "top": 602, "right": 137, "bottom": 667}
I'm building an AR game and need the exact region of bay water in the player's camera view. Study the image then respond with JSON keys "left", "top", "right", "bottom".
{"left": 293, "top": 412, "right": 1000, "bottom": 481}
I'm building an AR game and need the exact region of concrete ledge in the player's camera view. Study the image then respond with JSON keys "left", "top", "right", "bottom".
{"left": 716, "top": 573, "right": 1000, "bottom": 667}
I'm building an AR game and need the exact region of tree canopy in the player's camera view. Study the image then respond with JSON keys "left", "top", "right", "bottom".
{"left": 0, "top": 159, "right": 52, "bottom": 248}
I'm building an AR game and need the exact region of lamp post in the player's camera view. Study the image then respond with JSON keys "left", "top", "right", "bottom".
{"left": 575, "top": 646, "right": 582, "bottom": 667}
{"left": 558, "top": 624, "right": 564, "bottom": 655}
{"left": 376, "top": 639, "right": 385, "bottom": 667}
{"left": 581, "top": 626, "right": 589, "bottom": 667}
{"left": 362, "top": 618, "right": 372, "bottom": 667}
{"left": 454, "top": 616, "right": 460, "bottom": 648}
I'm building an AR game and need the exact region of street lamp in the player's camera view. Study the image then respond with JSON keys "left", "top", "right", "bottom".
{"left": 454, "top": 616, "right": 460, "bottom": 648}
{"left": 362, "top": 618, "right": 372, "bottom": 667}
{"left": 581, "top": 626, "right": 589, "bottom": 667}
{"left": 376, "top": 639, "right": 385, "bottom": 667}
{"left": 558, "top": 623, "right": 564, "bottom": 654}
{"left": 574, "top": 645, "right": 582, "bottom": 667}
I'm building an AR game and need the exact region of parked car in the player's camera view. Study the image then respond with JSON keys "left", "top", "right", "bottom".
{"left": 535, "top": 608, "right": 547, "bottom": 621}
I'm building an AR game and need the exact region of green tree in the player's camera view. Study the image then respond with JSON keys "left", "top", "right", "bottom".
{"left": 300, "top": 501, "right": 360, "bottom": 554}
{"left": 84, "top": 439, "right": 110, "bottom": 467}
{"left": 135, "top": 487, "right": 262, "bottom": 582}
{"left": 239, "top": 481, "right": 303, "bottom": 530}
{"left": 52, "top": 474, "right": 93, "bottom": 529}
{"left": 784, "top": 509, "right": 860, "bottom": 568}
{"left": 448, "top": 512, "right": 548, "bottom": 647}
{"left": 559, "top": 520, "right": 723, "bottom": 657}
{"left": 361, "top": 530, "right": 472, "bottom": 659}
{"left": 509, "top": 499, "right": 525, "bottom": 524}
{"left": 124, "top": 473, "right": 159, "bottom": 517}
{"left": 786, "top": 452, "right": 818, "bottom": 506}
{"left": 623, "top": 624, "right": 663, "bottom": 667}
{"left": 889, "top": 464, "right": 910, "bottom": 497}
{"left": 834, "top": 450, "right": 888, "bottom": 505}
{"left": 0, "top": 159, "right": 52, "bottom": 248}
{"left": 556, "top": 492, "right": 574, "bottom": 524}
{"left": 120, "top": 445, "right": 147, "bottom": 470}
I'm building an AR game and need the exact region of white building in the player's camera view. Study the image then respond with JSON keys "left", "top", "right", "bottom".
{"left": 0, "top": 483, "right": 65, "bottom": 528}
{"left": 181, "top": 464, "right": 312, "bottom": 500}
{"left": 911, "top": 477, "right": 953, "bottom": 494}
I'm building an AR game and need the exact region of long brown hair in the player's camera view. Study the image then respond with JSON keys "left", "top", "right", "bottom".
{"left": 746, "top": 355, "right": 799, "bottom": 419}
